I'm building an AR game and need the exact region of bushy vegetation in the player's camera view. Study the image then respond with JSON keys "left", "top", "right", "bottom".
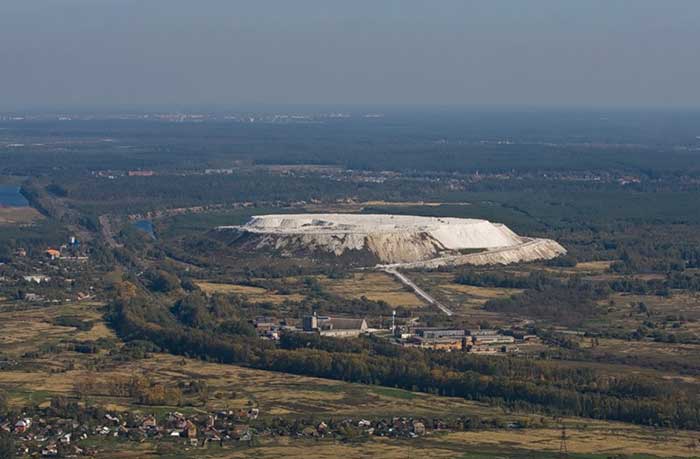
{"left": 455, "top": 270, "right": 550, "bottom": 289}
{"left": 483, "top": 279, "right": 608, "bottom": 327}
{"left": 145, "top": 269, "right": 181, "bottom": 293}
{"left": 0, "top": 390, "right": 7, "bottom": 414}
{"left": 0, "top": 432, "right": 14, "bottom": 459}
{"left": 52, "top": 315, "right": 94, "bottom": 331}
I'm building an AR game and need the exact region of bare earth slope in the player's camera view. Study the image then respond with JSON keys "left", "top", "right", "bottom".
{"left": 219, "top": 214, "right": 565, "bottom": 266}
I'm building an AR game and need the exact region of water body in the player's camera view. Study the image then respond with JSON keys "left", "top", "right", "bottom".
{"left": 0, "top": 186, "right": 28, "bottom": 207}
{"left": 133, "top": 219, "right": 156, "bottom": 239}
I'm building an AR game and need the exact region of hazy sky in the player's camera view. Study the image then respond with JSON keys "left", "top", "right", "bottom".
{"left": 1, "top": 0, "right": 699, "bottom": 109}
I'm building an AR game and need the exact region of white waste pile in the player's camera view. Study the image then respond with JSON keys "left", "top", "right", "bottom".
{"left": 219, "top": 214, "right": 566, "bottom": 266}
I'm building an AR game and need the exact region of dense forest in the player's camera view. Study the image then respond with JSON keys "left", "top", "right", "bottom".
{"left": 3, "top": 111, "right": 700, "bottom": 176}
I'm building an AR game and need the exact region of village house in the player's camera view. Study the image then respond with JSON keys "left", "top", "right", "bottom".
{"left": 1, "top": 403, "right": 457, "bottom": 456}
{"left": 141, "top": 415, "right": 157, "bottom": 430}
{"left": 202, "top": 426, "right": 223, "bottom": 447}
{"left": 184, "top": 420, "right": 198, "bottom": 439}
{"left": 412, "top": 421, "right": 426, "bottom": 436}
{"left": 23, "top": 293, "right": 44, "bottom": 302}
{"left": 41, "top": 444, "right": 58, "bottom": 457}
{"left": 231, "top": 424, "right": 251, "bottom": 441}
{"left": 23, "top": 274, "right": 51, "bottom": 283}
{"left": 14, "top": 418, "right": 32, "bottom": 433}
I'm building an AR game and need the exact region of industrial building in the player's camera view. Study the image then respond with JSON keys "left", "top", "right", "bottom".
{"left": 303, "top": 313, "right": 368, "bottom": 338}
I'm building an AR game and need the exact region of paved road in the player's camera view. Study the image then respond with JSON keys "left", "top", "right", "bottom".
{"left": 383, "top": 268, "right": 454, "bottom": 316}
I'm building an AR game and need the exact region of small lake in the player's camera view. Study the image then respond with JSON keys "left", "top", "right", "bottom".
{"left": 0, "top": 186, "right": 28, "bottom": 207}
{"left": 133, "top": 219, "right": 156, "bottom": 239}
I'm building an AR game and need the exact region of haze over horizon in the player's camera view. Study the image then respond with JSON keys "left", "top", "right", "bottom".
{"left": 2, "top": 0, "right": 699, "bottom": 110}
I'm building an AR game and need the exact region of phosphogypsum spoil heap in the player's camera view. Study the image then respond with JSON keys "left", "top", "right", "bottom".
{"left": 218, "top": 214, "right": 566, "bottom": 268}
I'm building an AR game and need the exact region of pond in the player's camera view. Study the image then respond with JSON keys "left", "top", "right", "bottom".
{"left": 133, "top": 219, "right": 156, "bottom": 239}
{"left": 0, "top": 186, "right": 28, "bottom": 207}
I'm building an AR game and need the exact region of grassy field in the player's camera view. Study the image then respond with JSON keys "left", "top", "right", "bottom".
{"left": 197, "top": 272, "right": 427, "bottom": 310}
{"left": 409, "top": 271, "right": 520, "bottom": 325}
{"left": 1, "top": 349, "right": 498, "bottom": 418}
{"left": 195, "top": 281, "right": 306, "bottom": 304}
{"left": 92, "top": 427, "right": 700, "bottom": 458}
{"left": 319, "top": 272, "right": 425, "bottom": 308}
{"left": 0, "top": 206, "right": 43, "bottom": 224}
{"left": 0, "top": 301, "right": 113, "bottom": 358}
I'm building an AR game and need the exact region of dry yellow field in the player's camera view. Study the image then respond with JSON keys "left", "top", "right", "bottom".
{"left": 572, "top": 260, "right": 613, "bottom": 272}
{"left": 198, "top": 273, "right": 426, "bottom": 309}
{"left": 439, "top": 283, "right": 522, "bottom": 299}
{"left": 607, "top": 291, "right": 700, "bottom": 318}
{"left": 438, "top": 283, "right": 520, "bottom": 317}
{"left": 537, "top": 260, "right": 614, "bottom": 277}
{"left": 196, "top": 282, "right": 268, "bottom": 295}
{"left": 595, "top": 337, "right": 700, "bottom": 362}
{"left": 442, "top": 426, "right": 700, "bottom": 457}
{"left": 0, "top": 301, "right": 113, "bottom": 356}
{"left": 205, "top": 425, "right": 700, "bottom": 458}
{"left": 195, "top": 281, "right": 306, "bottom": 304}
{"left": 319, "top": 272, "right": 425, "bottom": 308}
{"left": 220, "top": 438, "right": 461, "bottom": 459}
{"left": 0, "top": 206, "right": 43, "bottom": 224}
{"left": 1, "top": 351, "right": 498, "bottom": 418}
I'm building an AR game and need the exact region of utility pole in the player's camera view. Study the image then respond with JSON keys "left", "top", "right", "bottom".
{"left": 559, "top": 424, "right": 569, "bottom": 458}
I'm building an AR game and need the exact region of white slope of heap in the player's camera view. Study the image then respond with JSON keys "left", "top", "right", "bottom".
{"left": 220, "top": 213, "right": 565, "bottom": 265}
{"left": 385, "top": 238, "right": 567, "bottom": 269}
{"left": 234, "top": 214, "right": 523, "bottom": 247}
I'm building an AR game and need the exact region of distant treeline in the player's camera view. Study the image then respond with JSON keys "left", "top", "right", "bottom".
{"left": 456, "top": 269, "right": 700, "bottom": 300}
{"left": 4, "top": 114, "right": 700, "bottom": 177}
